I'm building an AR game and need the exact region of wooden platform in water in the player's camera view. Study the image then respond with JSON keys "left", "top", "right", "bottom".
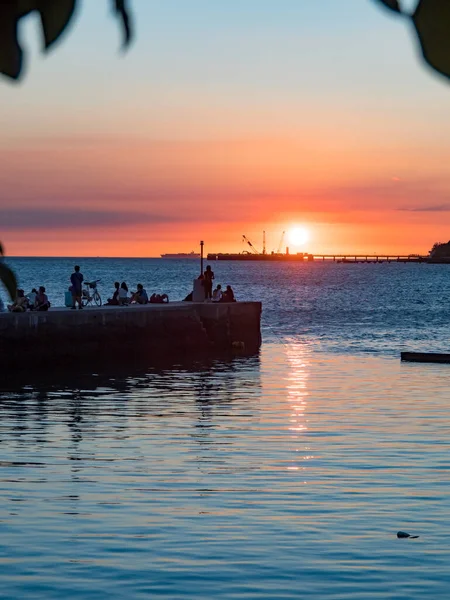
{"left": 401, "top": 352, "right": 450, "bottom": 364}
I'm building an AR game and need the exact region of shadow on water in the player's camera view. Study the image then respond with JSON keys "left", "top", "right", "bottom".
{"left": 1, "top": 351, "right": 261, "bottom": 394}
{"left": 0, "top": 353, "right": 262, "bottom": 449}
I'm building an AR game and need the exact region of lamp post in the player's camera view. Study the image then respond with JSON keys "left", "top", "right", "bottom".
{"left": 200, "top": 240, "right": 204, "bottom": 276}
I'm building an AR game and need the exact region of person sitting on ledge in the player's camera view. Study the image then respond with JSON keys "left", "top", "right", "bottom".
{"left": 118, "top": 282, "right": 129, "bottom": 305}
{"left": 221, "top": 285, "right": 236, "bottom": 303}
{"left": 106, "top": 281, "right": 120, "bottom": 305}
{"left": 212, "top": 284, "right": 223, "bottom": 302}
{"left": 131, "top": 283, "right": 148, "bottom": 304}
{"left": 34, "top": 286, "right": 51, "bottom": 311}
{"left": 8, "top": 289, "right": 29, "bottom": 313}
{"left": 150, "top": 293, "right": 169, "bottom": 304}
{"left": 27, "top": 288, "right": 38, "bottom": 307}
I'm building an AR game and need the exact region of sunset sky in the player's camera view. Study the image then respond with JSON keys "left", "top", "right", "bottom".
{"left": 1, "top": 0, "right": 450, "bottom": 257}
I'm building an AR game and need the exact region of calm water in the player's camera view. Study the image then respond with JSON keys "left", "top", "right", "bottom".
{"left": 1, "top": 259, "right": 450, "bottom": 599}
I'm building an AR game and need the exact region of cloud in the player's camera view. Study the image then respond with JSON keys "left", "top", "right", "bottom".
{"left": 397, "top": 204, "right": 450, "bottom": 212}
{"left": 0, "top": 203, "right": 258, "bottom": 232}
{"left": 0, "top": 208, "right": 192, "bottom": 231}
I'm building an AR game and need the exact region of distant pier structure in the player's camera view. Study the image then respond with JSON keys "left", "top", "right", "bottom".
{"left": 207, "top": 252, "right": 430, "bottom": 263}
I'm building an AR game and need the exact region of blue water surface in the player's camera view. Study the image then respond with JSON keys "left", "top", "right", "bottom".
{"left": 1, "top": 259, "right": 450, "bottom": 599}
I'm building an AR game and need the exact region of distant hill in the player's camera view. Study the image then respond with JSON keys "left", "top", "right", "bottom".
{"left": 430, "top": 242, "right": 450, "bottom": 259}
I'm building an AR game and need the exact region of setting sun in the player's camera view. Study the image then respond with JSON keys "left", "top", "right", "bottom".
{"left": 288, "top": 227, "right": 310, "bottom": 247}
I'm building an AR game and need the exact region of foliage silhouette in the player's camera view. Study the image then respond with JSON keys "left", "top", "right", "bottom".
{"left": 377, "top": 0, "right": 450, "bottom": 80}
{"left": 0, "top": 0, "right": 132, "bottom": 80}
{"left": 0, "top": 243, "right": 18, "bottom": 302}
{"left": 0, "top": 1, "right": 448, "bottom": 81}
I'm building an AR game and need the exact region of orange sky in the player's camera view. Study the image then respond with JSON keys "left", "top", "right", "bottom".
{"left": 2, "top": 133, "right": 450, "bottom": 257}
{"left": 1, "top": 1, "right": 450, "bottom": 257}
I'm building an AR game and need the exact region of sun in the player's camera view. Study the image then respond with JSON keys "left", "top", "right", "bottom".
{"left": 288, "top": 226, "right": 310, "bottom": 247}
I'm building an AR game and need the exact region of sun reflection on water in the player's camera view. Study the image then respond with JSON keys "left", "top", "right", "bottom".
{"left": 285, "top": 343, "right": 313, "bottom": 474}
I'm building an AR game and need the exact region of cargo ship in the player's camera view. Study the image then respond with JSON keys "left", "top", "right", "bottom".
{"left": 161, "top": 251, "right": 200, "bottom": 259}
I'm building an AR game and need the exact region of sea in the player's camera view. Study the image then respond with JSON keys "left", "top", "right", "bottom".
{"left": 1, "top": 257, "right": 450, "bottom": 599}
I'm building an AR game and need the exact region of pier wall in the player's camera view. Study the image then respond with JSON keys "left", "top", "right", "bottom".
{"left": 0, "top": 302, "right": 262, "bottom": 370}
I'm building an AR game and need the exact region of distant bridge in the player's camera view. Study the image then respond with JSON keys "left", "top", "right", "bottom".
{"left": 206, "top": 252, "right": 431, "bottom": 263}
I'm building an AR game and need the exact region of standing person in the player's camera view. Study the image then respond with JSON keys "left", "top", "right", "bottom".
{"left": 70, "top": 265, "right": 84, "bottom": 310}
{"left": 203, "top": 265, "right": 215, "bottom": 300}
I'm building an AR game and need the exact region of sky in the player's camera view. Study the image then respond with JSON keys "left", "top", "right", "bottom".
{"left": 1, "top": 0, "right": 449, "bottom": 257}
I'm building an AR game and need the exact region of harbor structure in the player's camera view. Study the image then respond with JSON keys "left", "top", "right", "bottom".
{"left": 0, "top": 302, "right": 262, "bottom": 371}
{"left": 207, "top": 252, "right": 429, "bottom": 263}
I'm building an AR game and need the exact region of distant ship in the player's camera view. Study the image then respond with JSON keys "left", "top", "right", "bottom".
{"left": 160, "top": 251, "right": 200, "bottom": 259}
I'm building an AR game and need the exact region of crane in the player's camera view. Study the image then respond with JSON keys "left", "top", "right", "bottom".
{"left": 242, "top": 235, "right": 261, "bottom": 254}
{"left": 276, "top": 231, "right": 286, "bottom": 254}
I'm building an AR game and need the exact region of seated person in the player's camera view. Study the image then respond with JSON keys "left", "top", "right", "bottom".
{"left": 27, "top": 288, "right": 38, "bottom": 307}
{"left": 106, "top": 282, "right": 120, "bottom": 305}
{"left": 150, "top": 293, "right": 169, "bottom": 304}
{"left": 8, "top": 289, "right": 29, "bottom": 313}
{"left": 221, "top": 285, "right": 236, "bottom": 303}
{"left": 212, "top": 284, "right": 223, "bottom": 302}
{"left": 131, "top": 283, "right": 148, "bottom": 304}
{"left": 118, "top": 282, "right": 129, "bottom": 305}
{"left": 34, "top": 286, "right": 50, "bottom": 311}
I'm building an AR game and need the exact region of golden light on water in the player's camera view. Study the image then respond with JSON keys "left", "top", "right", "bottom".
{"left": 285, "top": 343, "right": 312, "bottom": 477}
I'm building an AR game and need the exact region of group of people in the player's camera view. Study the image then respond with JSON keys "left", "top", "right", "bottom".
{"left": 211, "top": 284, "right": 235, "bottom": 303}
{"left": 203, "top": 265, "right": 236, "bottom": 302}
{"left": 187, "top": 265, "right": 236, "bottom": 302}
{"left": 8, "top": 286, "right": 50, "bottom": 312}
{"left": 5, "top": 263, "right": 236, "bottom": 313}
{"left": 70, "top": 266, "right": 169, "bottom": 309}
{"left": 105, "top": 281, "right": 169, "bottom": 306}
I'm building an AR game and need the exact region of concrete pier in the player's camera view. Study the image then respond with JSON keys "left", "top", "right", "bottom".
{"left": 0, "top": 302, "right": 262, "bottom": 370}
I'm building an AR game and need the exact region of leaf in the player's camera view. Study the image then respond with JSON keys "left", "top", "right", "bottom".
{"left": 413, "top": 0, "right": 450, "bottom": 80}
{"left": 0, "top": 2, "right": 23, "bottom": 80}
{"left": 113, "top": 0, "right": 133, "bottom": 48}
{"left": 373, "top": 0, "right": 403, "bottom": 13}
{"left": 38, "top": 0, "right": 77, "bottom": 50}
{"left": 0, "top": 262, "right": 18, "bottom": 301}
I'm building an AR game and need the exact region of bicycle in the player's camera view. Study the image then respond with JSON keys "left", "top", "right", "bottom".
{"left": 81, "top": 279, "right": 102, "bottom": 307}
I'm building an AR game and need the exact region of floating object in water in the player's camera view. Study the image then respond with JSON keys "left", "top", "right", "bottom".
{"left": 397, "top": 531, "right": 419, "bottom": 539}
{"left": 401, "top": 352, "right": 450, "bottom": 364}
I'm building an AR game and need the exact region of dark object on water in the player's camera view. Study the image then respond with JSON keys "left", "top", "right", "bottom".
{"left": 397, "top": 531, "right": 419, "bottom": 539}
{"left": 401, "top": 352, "right": 450, "bottom": 364}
